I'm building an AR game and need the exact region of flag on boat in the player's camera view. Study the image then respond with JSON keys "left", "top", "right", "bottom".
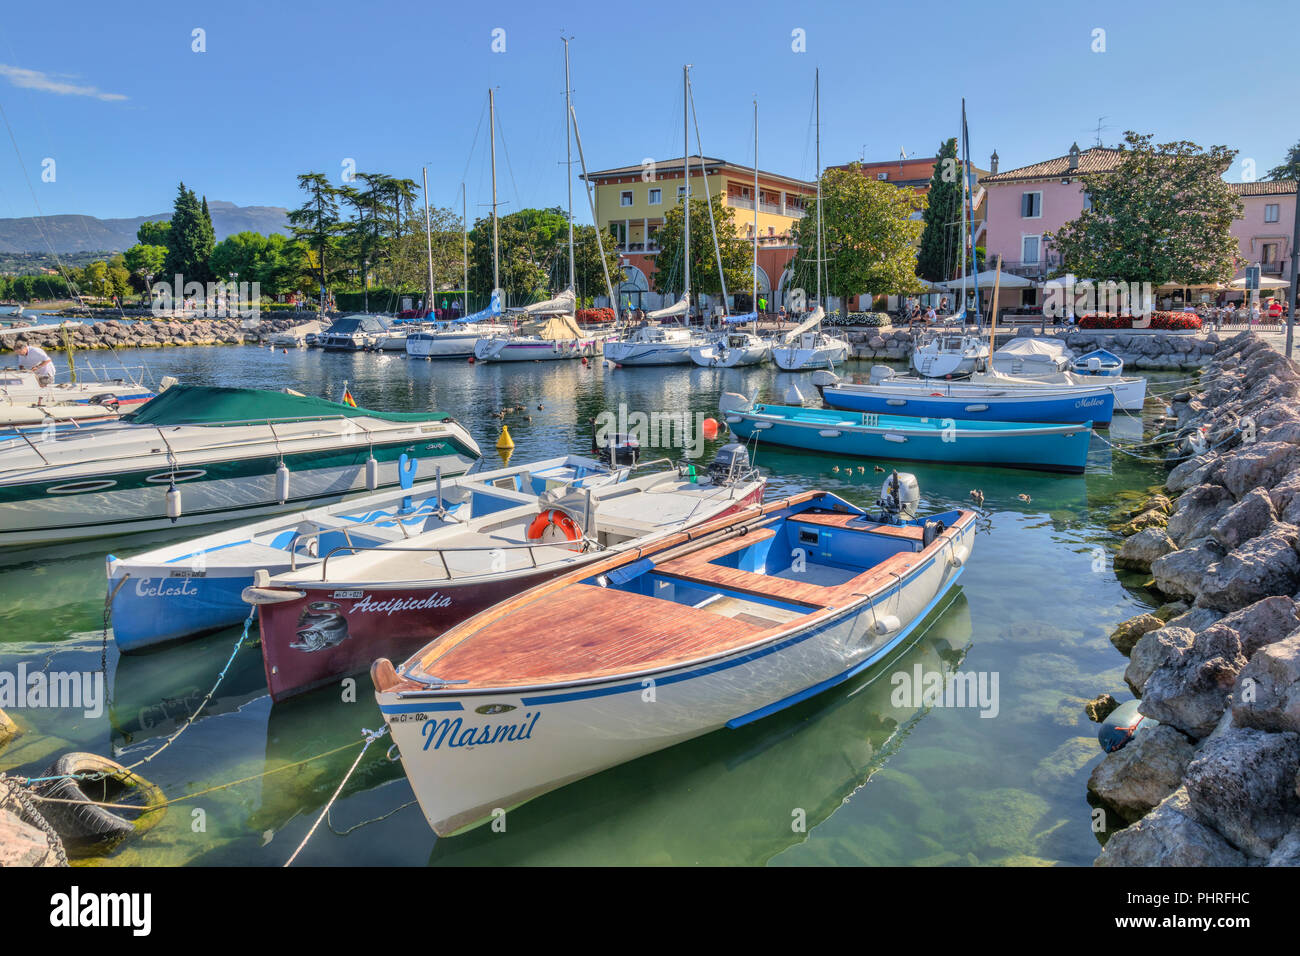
{"left": 341, "top": 386, "right": 357, "bottom": 407}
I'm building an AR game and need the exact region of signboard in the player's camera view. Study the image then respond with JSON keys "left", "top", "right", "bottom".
{"left": 1246, "top": 265, "right": 1261, "bottom": 291}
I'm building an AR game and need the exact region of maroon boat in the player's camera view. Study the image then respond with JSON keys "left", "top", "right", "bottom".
{"left": 244, "top": 451, "right": 765, "bottom": 700}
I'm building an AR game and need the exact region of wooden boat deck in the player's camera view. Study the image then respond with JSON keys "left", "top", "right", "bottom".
{"left": 419, "top": 583, "right": 767, "bottom": 687}
{"left": 792, "top": 509, "right": 925, "bottom": 540}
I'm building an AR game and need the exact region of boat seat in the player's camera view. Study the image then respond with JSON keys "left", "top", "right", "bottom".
{"left": 656, "top": 527, "right": 920, "bottom": 609}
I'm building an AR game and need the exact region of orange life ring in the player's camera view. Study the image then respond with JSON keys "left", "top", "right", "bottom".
{"left": 526, "top": 509, "right": 583, "bottom": 549}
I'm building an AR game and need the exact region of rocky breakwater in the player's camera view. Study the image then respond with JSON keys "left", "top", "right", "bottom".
{"left": 1, "top": 315, "right": 323, "bottom": 352}
{"left": 1091, "top": 333, "right": 1300, "bottom": 866}
{"left": 844, "top": 326, "right": 917, "bottom": 361}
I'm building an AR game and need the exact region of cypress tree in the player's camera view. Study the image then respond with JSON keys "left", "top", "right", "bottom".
{"left": 916, "top": 138, "right": 962, "bottom": 282}
{"left": 163, "top": 182, "right": 215, "bottom": 284}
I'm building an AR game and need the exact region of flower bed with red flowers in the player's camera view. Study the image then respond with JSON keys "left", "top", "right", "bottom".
{"left": 576, "top": 307, "right": 616, "bottom": 326}
{"left": 1077, "top": 312, "right": 1202, "bottom": 331}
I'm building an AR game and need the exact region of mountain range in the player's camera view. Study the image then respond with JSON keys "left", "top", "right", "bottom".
{"left": 0, "top": 200, "right": 290, "bottom": 254}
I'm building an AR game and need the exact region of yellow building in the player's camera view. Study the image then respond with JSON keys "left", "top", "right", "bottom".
{"left": 579, "top": 155, "right": 817, "bottom": 305}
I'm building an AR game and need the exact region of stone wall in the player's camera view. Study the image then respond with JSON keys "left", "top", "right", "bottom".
{"left": 1, "top": 314, "right": 324, "bottom": 352}
{"left": 1091, "top": 334, "right": 1300, "bottom": 866}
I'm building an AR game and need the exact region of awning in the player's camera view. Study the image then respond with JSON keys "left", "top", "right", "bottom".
{"left": 1228, "top": 276, "right": 1290, "bottom": 289}
{"left": 941, "top": 269, "right": 1035, "bottom": 290}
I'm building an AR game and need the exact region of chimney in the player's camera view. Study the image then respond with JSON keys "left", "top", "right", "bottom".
{"left": 989, "top": 150, "right": 999, "bottom": 175}
{"left": 1068, "top": 142, "right": 1080, "bottom": 171}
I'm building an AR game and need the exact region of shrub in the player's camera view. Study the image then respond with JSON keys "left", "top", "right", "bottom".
{"left": 576, "top": 307, "right": 616, "bottom": 325}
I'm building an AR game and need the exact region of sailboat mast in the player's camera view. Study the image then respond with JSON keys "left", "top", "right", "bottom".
{"left": 753, "top": 98, "right": 758, "bottom": 318}
{"left": 815, "top": 68, "right": 823, "bottom": 312}
{"left": 682, "top": 65, "right": 691, "bottom": 318}
{"left": 461, "top": 182, "right": 469, "bottom": 317}
{"left": 422, "top": 166, "right": 435, "bottom": 317}
{"left": 570, "top": 104, "right": 618, "bottom": 323}
{"left": 963, "top": 100, "right": 982, "bottom": 326}
{"left": 563, "top": 38, "right": 575, "bottom": 293}
{"left": 489, "top": 88, "right": 500, "bottom": 294}
{"left": 959, "top": 99, "right": 968, "bottom": 314}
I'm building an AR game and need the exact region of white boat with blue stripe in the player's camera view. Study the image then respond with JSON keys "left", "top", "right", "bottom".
{"left": 373, "top": 478, "right": 976, "bottom": 837}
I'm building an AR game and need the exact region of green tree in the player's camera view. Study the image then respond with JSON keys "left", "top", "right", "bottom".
{"left": 652, "top": 194, "right": 750, "bottom": 304}
{"left": 566, "top": 223, "right": 624, "bottom": 306}
{"left": 287, "top": 173, "right": 342, "bottom": 302}
{"left": 162, "top": 183, "right": 215, "bottom": 283}
{"left": 137, "top": 220, "right": 171, "bottom": 246}
{"left": 1267, "top": 140, "right": 1300, "bottom": 181}
{"left": 1049, "top": 132, "right": 1242, "bottom": 285}
{"left": 916, "top": 138, "right": 962, "bottom": 282}
{"left": 123, "top": 243, "right": 167, "bottom": 288}
{"left": 788, "top": 163, "right": 925, "bottom": 310}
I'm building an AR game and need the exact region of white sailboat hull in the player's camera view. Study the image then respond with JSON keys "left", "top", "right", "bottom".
{"left": 772, "top": 341, "right": 848, "bottom": 371}
{"left": 474, "top": 335, "right": 604, "bottom": 362}
{"left": 689, "top": 342, "right": 770, "bottom": 368}
{"left": 602, "top": 340, "right": 695, "bottom": 366}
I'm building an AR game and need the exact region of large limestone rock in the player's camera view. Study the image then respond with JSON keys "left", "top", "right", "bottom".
{"left": 1270, "top": 469, "right": 1300, "bottom": 524}
{"left": 1211, "top": 487, "right": 1278, "bottom": 550}
{"left": 1125, "top": 626, "right": 1195, "bottom": 697}
{"left": 1182, "top": 727, "right": 1300, "bottom": 860}
{"left": 1232, "top": 630, "right": 1300, "bottom": 734}
{"left": 1114, "top": 529, "right": 1176, "bottom": 573}
{"left": 1087, "top": 725, "right": 1194, "bottom": 823}
{"left": 1268, "top": 825, "right": 1300, "bottom": 866}
{"left": 1151, "top": 542, "right": 1222, "bottom": 601}
{"left": 0, "top": 807, "right": 63, "bottom": 867}
{"left": 1095, "top": 787, "right": 1247, "bottom": 866}
{"left": 1109, "top": 613, "right": 1165, "bottom": 656}
{"left": 1222, "top": 442, "right": 1300, "bottom": 498}
{"left": 1167, "top": 483, "right": 1234, "bottom": 546}
{"left": 1139, "top": 619, "right": 1247, "bottom": 739}
{"left": 1196, "top": 522, "right": 1300, "bottom": 611}
{"left": 1166, "top": 452, "right": 1223, "bottom": 495}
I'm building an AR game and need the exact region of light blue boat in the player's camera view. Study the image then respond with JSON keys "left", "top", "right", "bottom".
{"left": 818, "top": 380, "right": 1114, "bottom": 426}
{"left": 1071, "top": 348, "right": 1124, "bottom": 377}
{"left": 720, "top": 394, "right": 1092, "bottom": 474}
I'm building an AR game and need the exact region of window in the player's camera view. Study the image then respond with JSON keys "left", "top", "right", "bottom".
{"left": 1021, "top": 192, "right": 1042, "bottom": 218}
{"left": 1022, "top": 235, "right": 1041, "bottom": 265}
{"left": 620, "top": 190, "right": 633, "bottom": 207}
{"left": 1263, "top": 242, "right": 1278, "bottom": 264}
{"left": 648, "top": 188, "right": 661, "bottom": 205}
{"left": 1265, "top": 204, "right": 1280, "bottom": 223}
{"left": 677, "top": 186, "right": 686, "bottom": 200}
{"left": 1082, "top": 191, "right": 1092, "bottom": 212}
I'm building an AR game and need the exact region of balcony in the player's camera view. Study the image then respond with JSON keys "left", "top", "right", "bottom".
{"left": 1262, "top": 261, "right": 1284, "bottom": 275}
{"left": 728, "top": 195, "right": 755, "bottom": 211}
{"left": 759, "top": 201, "right": 782, "bottom": 215}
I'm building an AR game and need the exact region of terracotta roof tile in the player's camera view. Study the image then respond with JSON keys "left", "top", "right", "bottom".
{"left": 982, "top": 147, "right": 1125, "bottom": 184}
{"left": 1228, "top": 180, "right": 1297, "bottom": 196}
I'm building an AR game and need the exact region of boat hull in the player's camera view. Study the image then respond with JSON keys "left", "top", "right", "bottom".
{"left": 257, "top": 485, "right": 765, "bottom": 700}
{"left": 821, "top": 385, "right": 1115, "bottom": 426}
{"left": 406, "top": 332, "right": 484, "bottom": 359}
{"left": 772, "top": 344, "right": 848, "bottom": 371}
{"left": 474, "top": 337, "right": 603, "bottom": 362}
{"left": 602, "top": 341, "right": 695, "bottom": 366}
{"left": 689, "top": 343, "right": 769, "bottom": 368}
{"left": 378, "top": 512, "right": 975, "bottom": 836}
{"left": 725, "top": 405, "right": 1092, "bottom": 473}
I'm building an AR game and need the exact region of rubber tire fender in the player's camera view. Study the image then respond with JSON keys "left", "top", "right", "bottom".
{"left": 33, "top": 752, "right": 166, "bottom": 855}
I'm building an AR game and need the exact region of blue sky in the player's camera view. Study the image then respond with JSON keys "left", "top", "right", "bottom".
{"left": 0, "top": 0, "right": 1288, "bottom": 226}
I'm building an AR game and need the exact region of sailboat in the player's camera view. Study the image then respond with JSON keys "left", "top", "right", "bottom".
{"left": 691, "top": 98, "right": 771, "bottom": 369}
{"left": 475, "top": 47, "right": 605, "bottom": 364}
{"left": 911, "top": 99, "right": 989, "bottom": 378}
{"left": 771, "top": 70, "right": 849, "bottom": 372}
{"left": 604, "top": 68, "right": 704, "bottom": 368}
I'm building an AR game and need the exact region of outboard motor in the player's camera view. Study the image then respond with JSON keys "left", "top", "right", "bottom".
{"left": 868, "top": 365, "right": 896, "bottom": 385}
{"left": 877, "top": 470, "right": 920, "bottom": 523}
{"left": 590, "top": 417, "right": 641, "bottom": 467}
{"left": 707, "top": 443, "right": 751, "bottom": 485}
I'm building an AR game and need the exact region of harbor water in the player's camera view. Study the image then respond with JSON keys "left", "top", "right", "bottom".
{"left": 0, "top": 344, "right": 1175, "bottom": 865}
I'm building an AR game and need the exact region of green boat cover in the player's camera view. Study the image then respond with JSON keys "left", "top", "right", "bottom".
{"left": 122, "top": 385, "right": 452, "bottom": 426}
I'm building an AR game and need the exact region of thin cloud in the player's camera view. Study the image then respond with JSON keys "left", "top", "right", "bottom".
{"left": 0, "top": 64, "right": 127, "bottom": 101}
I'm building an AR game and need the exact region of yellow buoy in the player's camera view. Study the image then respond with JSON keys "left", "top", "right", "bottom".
{"left": 496, "top": 425, "right": 515, "bottom": 449}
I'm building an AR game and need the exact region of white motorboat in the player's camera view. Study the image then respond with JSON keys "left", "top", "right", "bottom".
{"left": 603, "top": 301, "right": 698, "bottom": 366}
{"left": 268, "top": 321, "right": 323, "bottom": 348}
{"left": 372, "top": 477, "right": 975, "bottom": 836}
{"left": 990, "top": 337, "right": 1071, "bottom": 375}
{"left": 0, "top": 385, "right": 479, "bottom": 549}
{"left": 320, "top": 314, "right": 390, "bottom": 350}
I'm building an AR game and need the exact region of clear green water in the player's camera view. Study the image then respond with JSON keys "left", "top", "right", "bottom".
{"left": 0, "top": 345, "right": 1176, "bottom": 866}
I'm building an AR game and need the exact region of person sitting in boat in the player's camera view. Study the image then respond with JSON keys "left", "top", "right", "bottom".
{"left": 13, "top": 337, "right": 55, "bottom": 386}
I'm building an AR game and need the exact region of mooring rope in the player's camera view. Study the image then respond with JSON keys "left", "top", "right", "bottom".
{"left": 284, "top": 725, "right": 390, "bottom": 866}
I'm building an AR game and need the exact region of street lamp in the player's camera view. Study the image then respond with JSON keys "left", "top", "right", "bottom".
{"left": 363, "top": 258, "right": 370, "bottom": 313}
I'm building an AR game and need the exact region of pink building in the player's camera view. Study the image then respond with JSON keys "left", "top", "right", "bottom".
{"left": 1227, "top": 180, "right": 1296, "bottom": 285}
{"left": 981, "top": 143, "right": 1296, "bottom": 304}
